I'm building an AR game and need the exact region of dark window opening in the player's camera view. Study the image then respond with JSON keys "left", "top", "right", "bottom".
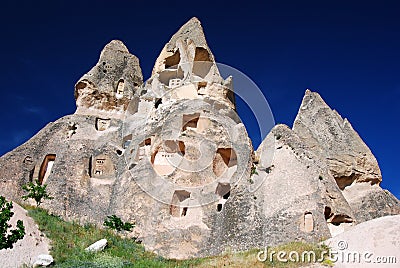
{"left": 170, "top": 190, "right": 191, "bottom": 217}
{"left": 95, "top": 118, "right": 111, "bottom": 131}
{"left": 330, "top": 215, "right": 353, "bottom": 226}
{"left": 164, "top": 50, "right": 181, "bottom": 69}
{"left": 75, "top": 81, "right": 87, "bottom": 90}
{"left": 324, "top": 206, "right": 332, "bottom": 220}
{"left": 216, "top": 183, "right": 231, "bottom": 199}
{"left": 88, "top": 156, "right": 92, "bottom": 177}
{"left": 217, "top": 204, "right": 223, "bottom": 212}
{"left": 194, "top": 47, "right": 211, "bottom": 62}
{"left": 116, "top": 79, "right": 124, "bottom": 95}
{"left": 155, "top": 98, "right": 162, "bottom": 109}
{"left": 223, "top": 192, "right": 230, "bottom": 199}
{"left": 181, "top": 207, "right": 188, "bottom": 216}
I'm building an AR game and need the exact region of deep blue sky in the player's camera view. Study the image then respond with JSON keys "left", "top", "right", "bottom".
{"left": 0, "top": 1, "right": 399, "bottom": 198}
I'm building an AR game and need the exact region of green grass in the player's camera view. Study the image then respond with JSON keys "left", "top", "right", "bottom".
{"left": 26, "top": 207, "right": 332, "bottom": 267}
{"left": 27, "top": 207, "right": 202, "bottom": 267}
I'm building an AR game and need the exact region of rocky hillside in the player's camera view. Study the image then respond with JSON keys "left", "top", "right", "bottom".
{"left": 0, "top": 17, "right": 398, "bottom": 259}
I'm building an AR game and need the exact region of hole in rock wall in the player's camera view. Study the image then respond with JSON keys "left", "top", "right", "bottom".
{"left": 95, "top": 118, "right": 111, "bottom": 131}
{"left": 88, "top": 156, "right": 92, "bottom": 177}
{"left": 75, "top": 81, "right": 87, "bottom": 90}
{"left": 197, "top": 81, "right": 207, "bottom": 94}
{"left": 67, "top": 122, "right": 78, "bottom": 138}
{"left": 123, "top": 134, "right": 132, "bottom": 149}
{"left": 216, "top": 183, "right": 231, "bottom": 199}
{"left": 151, "top": 140, "right": 185, "bottom": 176}
{"left": 155, "top": 98, "right": 162, "bottom": 109}
{"left": 334, "top": 173, "right": 358, "bottom": 190}
{"left": 136, "top": 138, "right": 153, "bottom": 163}
{"left": 216, "top": 183, "right": 231, "bottom": 212}
{"left": 193, "top": 47, "right": 213, "bottom": 78}
{"left": 324, "top": 206, "right": 353, "bottom": 226}
{"left": 181, "top": 207, "right": 188, "bottom": 216}
{"left": 94, "top": 159, "right": 105, "bottom": 175}
{"left": 38, "top": 154, "right": 56, "bottom": 185}
{"left": 330, "top": 215, "right": 353, "bottom": 226}
{"left": 217, "top": 148, "right": 238, "bottom": 167}
{"left": 168, "top": 78, "right": 181, "bottom": 88}
{"left": 213, "top": 148, "right": 238, "bottom": 177}
{"left": 217, "top": 204, "right": 223, "bottom": 212}
{"left": 91, "top": 155, "right": 114, "bottom": 178}
{"left": 170, "top": 190, "right": 191, "bottom": 217}
{"left": 163, "top": 140, "right": 185, "bottom": 156}
{"left": 23, "top": 156, "right": 33, "bottom": 164}
{"left": 165, "top": 50, "right": 181, "bottom": 69}
{"left": 324, "top": 206, "right": 332, "bottom": 220}
{"left": 324, "top": 206, "right": 354, "bottom": 236}
{"left": 116, "top": 79, "right": 125, "bottom": 96}
{"left": 182, "top": 113, "right": 200, "bottom": 131}
{"left": 304, "top": 212, "right": 314, "bottom": 233}
{"left": 194, "top": 47, "right": 211, "bottom": 62}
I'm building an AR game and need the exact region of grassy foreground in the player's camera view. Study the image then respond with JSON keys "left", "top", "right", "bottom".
{"left": 27, "top": 207, "right": 331, "bottom": 267}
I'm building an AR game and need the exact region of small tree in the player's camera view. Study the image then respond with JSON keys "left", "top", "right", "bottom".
{"left": 251, "top": 163, "right": 258, "bottom": 176}
{"left": 0, "top": 196, "right": 25, "bottom": 249}
{"left": 104, "top": 215, "right": 134, "bottom": 232}
{"left": 22, "top": 180, "right": 53, "bottom": 207}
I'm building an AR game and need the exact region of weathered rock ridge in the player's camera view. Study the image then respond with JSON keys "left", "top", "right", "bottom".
{"left": 293, "top": 89, "right": 400, "bottom": 222}
{"left": 0, "top": 17, "right": 398, "bottom": 259}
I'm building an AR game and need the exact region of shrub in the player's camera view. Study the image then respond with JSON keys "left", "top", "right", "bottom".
{"left": 251, "top": 164, "right": 258, "bottom": 176}
{"left": 103, "top": 215, "right": 134, "bottom": 232}
{"left": 0, "top": 196, "right": 25, "bottom": 249}
{"left": 22, "top": 179, "right": 53, "bottom": 207}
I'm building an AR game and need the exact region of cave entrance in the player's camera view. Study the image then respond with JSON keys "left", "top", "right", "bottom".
{"left": 216, "top": 183, "right": 231, "bottom": 212}
{"left": 304, "top": 212, "right": 314, "bottom": 233}
{"left": 182, "top": 113, "right": 200, "bottom": 131}
{"left": 213, "top": 148, "right": 238, "bottom": 177}
{"left": 38, "top": 154, "right": 56, "bottom": 185}
{"left": 170, "top": 190, "right": 191, "bottom": 217}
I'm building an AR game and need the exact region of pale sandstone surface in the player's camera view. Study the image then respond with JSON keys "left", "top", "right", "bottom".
{"left": 0, "top": 202, "right": 51, "bottom": 268}
{"left": 324, "top": 215, "right": 400, "bottom": 268}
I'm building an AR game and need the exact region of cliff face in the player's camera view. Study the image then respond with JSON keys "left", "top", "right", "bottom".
{"left": 0, "top": 17, "right": 398, "bottom": 259}
{"left": 293, "top": 90, "right": 400, "bottom": 222}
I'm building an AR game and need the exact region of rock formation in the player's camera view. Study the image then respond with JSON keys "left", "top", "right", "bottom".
{"left": 0, "top": 17, "right": 399, "bottom": 259}
{"left": 293, "top": 90, "right": 400, "bottom": 222}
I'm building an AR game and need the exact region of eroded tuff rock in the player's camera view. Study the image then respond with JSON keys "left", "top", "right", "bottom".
{"left": 0, "top": 17, "right": 252, "bottom": 259}
{"left": 254, "top": 124, "right": 355, "bottom": 240}
{"left": 0, "top": 18, "right": 398, "bottom": 260}
{"left": 75, "top": 40, "right": 143, "bottom": 116}
{"left": 293, "top": 89, "right": 400, "bottom": 222}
